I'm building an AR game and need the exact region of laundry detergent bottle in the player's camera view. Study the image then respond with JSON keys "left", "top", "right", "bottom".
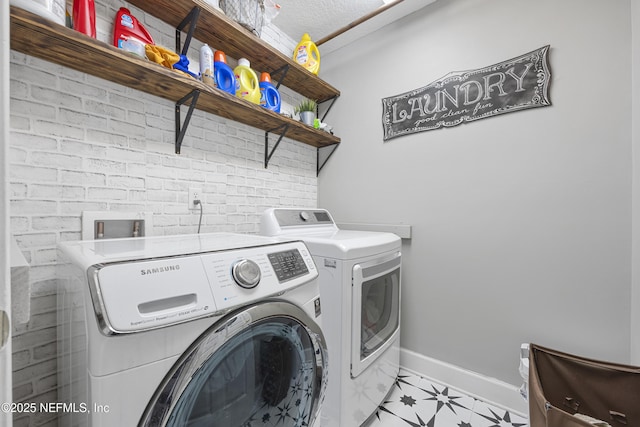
{"left": 113, "top": 7, "right": 154, "bottom": 57}
{"left": 200, "top": 44, "right": 215, "bottom": 87}
{"left": 293, "top": 33, "right": 320, "bottom": 75}
{"left": 259, "top": 72, "right": 281, "bottom": 113}
{"left": 213, "top": 51, "right": 236, "bottom": 96}
{"left": 234, "top": 58, "right": 260, "bottom": 105}
{"left": 72, "top": 0, "right": 96, "bottom": 38}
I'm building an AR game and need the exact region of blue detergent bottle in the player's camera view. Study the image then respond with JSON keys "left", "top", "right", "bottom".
{"left": 259, "top": 72, "right": 281, "bottom": 113}
{"left": 213, "top": 50, "right": 236, "bottom": 96}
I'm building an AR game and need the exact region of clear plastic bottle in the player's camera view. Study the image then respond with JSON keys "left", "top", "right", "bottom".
{"left": 233, "top": 58, "right": 260, "bottom": 104}
{"left": 293, "top": 33, "right": 320, "bottom": 75}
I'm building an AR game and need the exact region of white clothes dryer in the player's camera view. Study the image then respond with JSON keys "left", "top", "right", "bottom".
{"left": 56, "top": 232, "right": 328, "bottom": 427}
{"left": 260, "top": 208, "right": 401, "bottom": 427}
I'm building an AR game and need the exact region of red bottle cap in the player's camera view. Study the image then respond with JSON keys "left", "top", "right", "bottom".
{"left": 214, "top": 51, "right": 228, "bottom": 63}
{"left": 260, "top": 72, "right": 272, "bottom": 83}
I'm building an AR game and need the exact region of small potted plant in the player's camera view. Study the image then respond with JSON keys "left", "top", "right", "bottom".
{"left": 294, "top": 98, "right": 317, "bottom": 126}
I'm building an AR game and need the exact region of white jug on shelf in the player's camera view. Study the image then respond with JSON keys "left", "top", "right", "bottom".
{"left": 10, "top": 0, "right": 66, "bottom": 26}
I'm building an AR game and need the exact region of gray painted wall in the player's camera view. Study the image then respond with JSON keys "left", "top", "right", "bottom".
{"left": 319, "top": 0, "right": 633, "bottom": 385}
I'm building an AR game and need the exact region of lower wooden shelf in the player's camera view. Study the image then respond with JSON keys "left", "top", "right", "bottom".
{"left": 9, "top": 6, "right": 341, "bottom": 150}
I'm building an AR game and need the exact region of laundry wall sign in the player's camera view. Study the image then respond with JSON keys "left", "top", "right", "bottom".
{"left": 381, "top": 45, "right": 551, "bottom": 141}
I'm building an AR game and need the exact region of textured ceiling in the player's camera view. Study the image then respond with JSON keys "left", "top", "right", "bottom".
{"left": 271, "top": 0, "right": 385, "bottom": 43}
{"left": 270, "top": 0, "right": 437, "bottom": 54}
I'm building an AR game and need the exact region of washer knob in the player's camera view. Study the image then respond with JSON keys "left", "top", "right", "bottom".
{"left": 231, "top": 259, "right": 261, "bottom": 289}
{"left": 300, "top": 211, "right": 311, "bottom": 221}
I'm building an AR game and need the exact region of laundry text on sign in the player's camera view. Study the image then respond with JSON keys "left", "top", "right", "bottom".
{"left": 382, "top": 46, "right": 551, "bottom": 140}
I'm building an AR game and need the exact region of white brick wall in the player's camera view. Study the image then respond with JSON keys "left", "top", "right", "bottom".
{"left": 9, "top": 2, "right": 316, "bottom": 425}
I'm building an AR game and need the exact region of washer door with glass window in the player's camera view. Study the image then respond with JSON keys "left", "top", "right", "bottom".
{"left": 140, "top": 300, "right": 328, "bottom": 427}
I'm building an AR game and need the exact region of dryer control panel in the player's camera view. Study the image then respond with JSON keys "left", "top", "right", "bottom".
{"left": 260, "top": 208, "right": 338, "bottom": 236}
{"left": 88, "top": 240, "right": 317, "bottom": 335}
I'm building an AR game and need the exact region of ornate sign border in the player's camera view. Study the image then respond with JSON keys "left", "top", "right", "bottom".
{"left": 382, "top": 45, "right": 552, "bottom": 141}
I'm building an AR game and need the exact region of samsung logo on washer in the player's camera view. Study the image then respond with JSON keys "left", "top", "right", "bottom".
{"left": 140, "top": 264, "right": 181, "bottom": 276}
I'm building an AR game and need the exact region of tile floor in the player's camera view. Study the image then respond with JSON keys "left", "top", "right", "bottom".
{"left": 365, "top": 368, "right": 529, "bottom": 427}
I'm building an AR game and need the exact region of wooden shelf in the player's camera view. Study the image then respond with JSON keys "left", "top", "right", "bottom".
{"left": 127, "top": 0, "right": 340, "bottom": 103}
{"left": 9, "top": 6, "right": 340, "bottom": 149}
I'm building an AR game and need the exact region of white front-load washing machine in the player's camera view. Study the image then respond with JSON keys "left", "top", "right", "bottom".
{"left": 57, "top": 232, "right": 328, "bottom": 427}
{"left": 260, "top": 208, "right": 402, "bottom": 427}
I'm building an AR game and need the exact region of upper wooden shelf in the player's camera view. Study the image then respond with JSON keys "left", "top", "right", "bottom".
{"left": 9, "top": 6, "right": 340, "bottom": 149}
{"left": 128, "top": 0, "right": 340, "bottom": 104}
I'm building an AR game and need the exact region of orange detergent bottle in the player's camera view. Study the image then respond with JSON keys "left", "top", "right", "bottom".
{"left": 293, "top": 33, "right": 320, "bottom": 75}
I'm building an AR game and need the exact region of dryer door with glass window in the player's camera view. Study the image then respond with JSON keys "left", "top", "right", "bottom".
{"left": 140, "top": 301, "right": 328, "bottom": 427}
{"left": 351, "top": 251, "right": 401, "bottom": 378}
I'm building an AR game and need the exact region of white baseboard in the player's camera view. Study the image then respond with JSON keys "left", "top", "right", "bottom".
{"left": 400, "top": 348, "right": 529, "bottom": 417}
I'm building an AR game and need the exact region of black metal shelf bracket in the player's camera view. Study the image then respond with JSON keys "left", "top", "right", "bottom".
{"left": 312, "top": 94, "right": 341, "bottom": 174}
{"left": 264, "top": 124, "right": 290, "bottom": 168}
{"left": 175, "top": 90, "right": 200, "bottom": 154}
{"left": 269, "top": 65, "right": 290, "bottom": 90}
{"left": 172, "top": 7, "right": 201, "bottom": 154}
{"left": 176, "top": 7, "right": 201, "bottom": 55}
{"left": 318, "top": 95, "right": 339, "bottom": 122}
{"left": 317, "top": 143, "right": 340, "bottom": 176}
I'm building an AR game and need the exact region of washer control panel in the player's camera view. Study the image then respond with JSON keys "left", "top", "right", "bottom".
{"left": 231, "top": 259, "right": 261, "bottom": 288}
{"left": 268, "top": 249, "right": 309, "bottom": 282}
{"left": 200, "top": 242, "right": 316, "bottom": 313}
{"left": 91, "top": 240, "right": 317, "bottom": 334}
